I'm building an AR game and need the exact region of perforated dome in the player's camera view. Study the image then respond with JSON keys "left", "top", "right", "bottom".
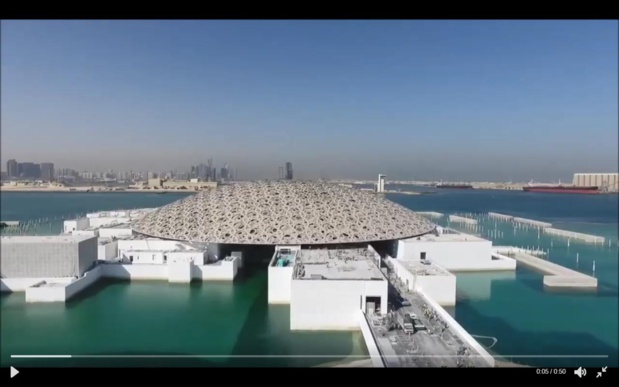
{"left": 132, "top": 181, "right": 436, "bottom": 245}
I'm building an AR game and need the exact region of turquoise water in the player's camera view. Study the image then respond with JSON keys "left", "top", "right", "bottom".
{"left": 1, "top": 189, "right": 618, "bottom": 367}
{"left": 387, "top": 188, "right": 618, "bottom": 367}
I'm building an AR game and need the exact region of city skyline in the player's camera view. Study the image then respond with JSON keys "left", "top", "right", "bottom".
{"left": 1, "top": 20, "right": 617, "bottom": 181}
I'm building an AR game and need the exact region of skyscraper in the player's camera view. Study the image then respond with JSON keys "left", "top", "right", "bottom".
{"left": 285, "top": 162, "right": 293, "bottom": 180}
{"left": 40, "top": 163, "right": 55, "bottom": 181}
{"left": 6, "top": 159, "right": 17, "bottom": 178}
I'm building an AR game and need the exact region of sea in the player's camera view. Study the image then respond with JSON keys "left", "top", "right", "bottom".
{"left": 1, "top": 188, "right": 617, "bottom": 368}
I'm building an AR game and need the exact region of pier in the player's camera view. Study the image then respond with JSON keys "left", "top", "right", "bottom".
{"left": 416, "top": 211, "right": 443, "bottom": 218}
{"left": 448, "top": 215, "right": 478, "bottom": 225}
{"left": 359, "top": 262, "right": 494, "bottom": 367}
{"left": 0, "top": 221, "right": 20, "bottom": 227}
{"left": 487, "top": 212, "right": 514, "bottom": 221}
{"left": 503, "top": 251, "right": 597, "bottom": 290}
{"left": 544, "top": 227, "right": 605, "bottom": 244}
{"left": 512, "top": 217, "right": 552, "bottom": 228}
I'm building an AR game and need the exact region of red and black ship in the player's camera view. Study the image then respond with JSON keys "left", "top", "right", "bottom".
{"left": 522, "top": 183, "right": 599, "bottom": 194}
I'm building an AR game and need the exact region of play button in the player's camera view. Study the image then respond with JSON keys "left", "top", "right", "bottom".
{"left": 10, "top": 367, "right": 19, "bottom": 378}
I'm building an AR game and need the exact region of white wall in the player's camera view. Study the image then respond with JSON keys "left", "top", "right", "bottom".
{"left": 25, "top": 282, "right": 67, "bottom": 302}
{"left": 290, "top": 279, "right": 388, "bottom": 330}
{"left": 121, "top": 250, "right": 165, "bottom": 264}
{"left": 168, "top": 251, "right": 206, "bottom": 265}
{"left": 268, "top": 266, "right": 294, "bottom": 304}
{"left": 88, "top": 211, "right": 130, "bottom": 218}
{"left": 89, "top": 217, "right": 131, "bottom": 228}
{"left": 169, "top": 261, "right": 192, "bottom": 283}
{"left": 65, "top": 266, "right": 103, "bottom": 299}
{"left": 367, "top": 244, "right": 383, "bottom": 268}
{"left": 73, "top": 230, "right": 98, "bottom": 237}
{"left": 24, "top": 266, "right": 104, "bottom": 302}
{"left": 389, "top": 258, "right": 456, "bottom": 306}
{"left": 268, "top": 248, "right": 297, "bottom": 304}
{"left": 397, "top": 239, "right": 501, "bottom": 271}
{"left": 117, "top": 239, "right": 201, "bottom": 253}
{"left": 1, "top": 277, "right": 73, "bottom": 292}
{"left": 98, "top": 227, "right": 133, "bottom": 239}
{"left": 2, "top": 259, "right": 237, "bottom": 295}
{"left": 98, "top": 240, "right": 118, "bottom": 261}
{"left": 192, "top": 258, "right": 238, "bottom": 280}
{"left": 103, "top": 264, "right": 169, "bottom": 280}
{"left": 357, "top": 310, "right": 385, "bottom": 367}
{"left": 63, "top": 218, "right": 89, "bottom": 233}
{"left": 418, "top": 290, "right": 495, "bottom": 367}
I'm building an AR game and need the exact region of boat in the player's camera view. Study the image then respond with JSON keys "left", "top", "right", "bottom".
{"left": 522, "top": 185, "right": 599, "bottom": 194}
{"left": 435, "top": 183, "right": 473, "bottom": 189}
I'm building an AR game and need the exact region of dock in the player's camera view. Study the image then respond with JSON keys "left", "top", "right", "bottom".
{"left": 416, "top": 211, "right": 443, "bottom": 218}
{"left": 512, "top": 217, "right": 552, "bottom": 228}
{"left": 448, "top": 215, "right": 478, "bottom": 225}
{"left": 0, "top": 221, "right": 20, "bottom": 227}
{"left": 544, "top": 227, "right": 605, "bottom": 244}
{"left": 508, "top": 251, "right": 597, "bottom": 289}
{"left": 357, "top": 259, "right": 494, "bottom": 368}
{"left": 487, "top": 212, "right": 514, "bottom": 221}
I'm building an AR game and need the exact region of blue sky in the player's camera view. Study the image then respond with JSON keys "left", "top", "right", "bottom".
{"left": 1, "top": 20, "right": 617, "bottom": 181}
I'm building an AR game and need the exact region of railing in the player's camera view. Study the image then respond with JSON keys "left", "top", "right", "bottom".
{"left": 361, "top": 311, "right": 387, "bottom": 367}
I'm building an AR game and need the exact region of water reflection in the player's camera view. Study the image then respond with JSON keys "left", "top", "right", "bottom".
{"left": 456, "top": 271, "right": 516, "bottom": 301}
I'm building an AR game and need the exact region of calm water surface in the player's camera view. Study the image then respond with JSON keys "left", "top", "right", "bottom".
{"left": 1, "top": 189, "right": 617, "bottom": 367}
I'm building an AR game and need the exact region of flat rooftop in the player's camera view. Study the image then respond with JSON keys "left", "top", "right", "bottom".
{"left": 406, "top": 232, "right": 486, "bottom": 243}
{"left": 399, "top": 260, "right": 452, "bottom": 277}
{"left": 294, "top": 248, "right": 385, "bottom": 280}
{"left": 1, "top": 235, "right": 94, "bottom": 243}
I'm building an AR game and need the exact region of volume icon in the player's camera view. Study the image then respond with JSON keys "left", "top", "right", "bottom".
{"left": 574, "top": 367, "right": 587, "bottom": 378}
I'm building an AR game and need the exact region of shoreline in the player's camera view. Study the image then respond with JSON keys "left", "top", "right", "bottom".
{"left": 0, "top": 188, "right": 198, "bottom": 193}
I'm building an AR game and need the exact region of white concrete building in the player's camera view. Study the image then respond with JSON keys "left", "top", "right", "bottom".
{"left": 98, "top": 223, "right": 134, "bottom": 239}
{"left": 63, "top": 217, "right": 90, "bottom": 233}
{"left": 388, "top": 258, "right": 456, "bottom": 306}
{"left": 98, "top": 238, "right": 119, "bottom": 261}
{"left": 268, "top": 245, "right": 301, "bottom": 304}
{"left": 0, "top": 235, "right": 99, "bottom": 297}
{"left": 396, "top": 229, "right": 516, "bottom": 271}
{"left": 290, "top": 247, "right": 388, "bottom": 330}
{"left": 117, "top": 239, "right": 207, "bottom": 265}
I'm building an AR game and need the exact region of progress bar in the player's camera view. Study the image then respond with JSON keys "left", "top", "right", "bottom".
{"left": 11, "top": 355, "right": 610, "bottom": 359}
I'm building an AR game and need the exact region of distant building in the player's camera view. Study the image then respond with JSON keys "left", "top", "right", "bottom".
{"left": 17, "top": 162, "right": 40, "bottom": 179}
{"left": 6, "top": 159, "right": 17, "bottom": 178}
{"left": 573, "top": 173, "right": 619, "bottom": 192}
{"left": 40, "top": 163, "right": 54, "bottom": 181}
{"left": 285, "top": 162, "right": 293, "bottom": 180}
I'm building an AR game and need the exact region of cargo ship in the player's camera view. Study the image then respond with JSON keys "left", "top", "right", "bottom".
{"left": 522, "top": 183, "right": 599, "bottom": 194}
{"left": 435, "top": 183, "right": 473, "bottom": 189}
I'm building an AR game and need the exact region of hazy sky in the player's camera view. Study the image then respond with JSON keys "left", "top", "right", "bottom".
{"left": 1, "top": 20, "right": 617, "bottom": 181}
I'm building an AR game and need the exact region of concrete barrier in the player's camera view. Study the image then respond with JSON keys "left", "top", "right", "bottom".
{"left": 416, "top": 211, "right": 444, "bottom": 218}
{"left": 357, "top": 310, "right": 385, "bottom": 368}
{"left": 102, "top": 263, "right": 168, "bottom": 280}
{"left": 1, "top": 277, "right": 73, "bottom": 292}
{"left": 544, "top": 227, "right": 605, "bottom": 243}
{"left": 512, "top": 217, "right": 552, "bottom": 228}
{"left": 449, "top": 215, "right": 478, "bottom": 225}
{"left": 194, "top": 258, "right": 238, "bottom": 280}
{"left": 418, "top": 290, "right": 495, "bottom": 367}
{"left": 65, "top": 266, "right": 104, "bottom": 299}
